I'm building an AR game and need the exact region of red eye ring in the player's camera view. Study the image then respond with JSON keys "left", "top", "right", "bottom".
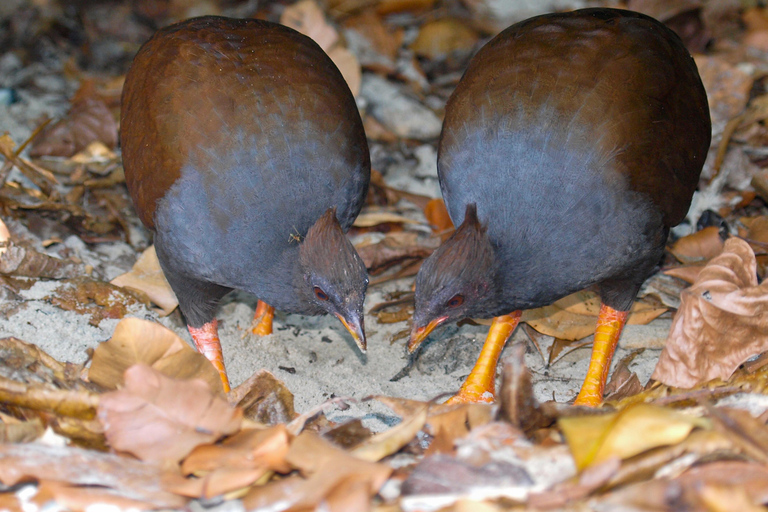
{"left": 447, "top": 294, "right": 464, "bottom": 308}
{"left": 314, "top": 286, "right": 329, "bottom": 301}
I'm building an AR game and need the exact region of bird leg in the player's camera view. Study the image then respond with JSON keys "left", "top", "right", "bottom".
{"left": 573, "top": 304, "right": 629, "bottom": 407}
{"left": 251, "top": 300, "right": 275, "bottom": 335}
{"left": 447, "top": 311, "right": 522, "bottom": 404}
{"left": 188, "top": 319, "right": 231, "bottom": 393}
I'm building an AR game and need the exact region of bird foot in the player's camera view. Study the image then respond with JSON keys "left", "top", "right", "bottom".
{"left": 251, "top": 300, "right": 274, "bottom": 336}
{"left": 445, "top": 386, "right": 496, "bottom": 404}
{"left": 188, "top": 319, "right": 231, "bottom": 393}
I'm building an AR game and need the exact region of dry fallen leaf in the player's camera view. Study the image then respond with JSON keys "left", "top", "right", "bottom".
{"left": 653, "top": 238, "right": 768, "bottom": 388}
{"left": 243, "top": 431, "right": 391, "bottom": 511}
{"left": 521, "top": 291, "right": 667, "bottom": 341}
{"left": 48, "top": 277, "right": 145, "bottom": 326}
{"left": 281, "top": 0, "right": 338, "bottom": 51}
{"left": 169, "top": 425, "right": 291, "bottom": 499}
{"left": 410, "top": 18, "right": 479, "bottom": 60}
{"left": 423, "top": 197, "right": 454, "bottom": 235}
{"left": 351, "top": 401, "right": 428, "bottom": 461}
{"left": 280, "top": 0, "right": 361, "bottom": 96}
{"left": 98, "top": 364, "right": 242, "bottom": 464}
{"left": 230, "top": 369, "right": 296, "bottom": 424}
{"left": 668, "top": 226, "right": 725, "bottom": 264}
{"left": 29, "top": 81, "right": 118, "bottom": 158}
{"left": 111, "top": 245, "right": 178, "bottom": 316}
{"left": 559, "top": 403, "right": 709, "bottom": 470}
{"left": 0, "top": 442, "right": 187, "bottom": 509}
{"left": 89, "top": 317, "right": 224, "bottom": 395}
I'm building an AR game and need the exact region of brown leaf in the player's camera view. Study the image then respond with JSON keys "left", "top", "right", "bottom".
{"left": 0, "top": 416, "right": 44, "bottom": 443}
{"left": 356, "top": 231, "right": 438, "bottom": 274}
{"left": 98, "top": 364, "right": 242, "bottom": 464}
{"left": 0, "top": 442, "right": 187, "bottom": 509}
{"left": 243, "top": 432, "right": 391, "bottom": 510}
{"left": 89, "top": 317, "right": 224, "bottom": 395}
{"left": 343, "top": 9, "right": 403, "bottom": 64}
{"left": 603, "top": 351, "right": 645, "bottom": 403}
{"left": 230, "top": 369, "right": 296, "bottom": 424}
{"left": 29, "top": 81, "right": 118, "bottom": 158}
{"left": 498, "top": 344, "right": 555, "bottom": 433}
{"left": 653, "top": 238, "right": 768, "bottom": 388}
{"left": 376, "top": 0, "right": 435, "bottom": 15}
{"left": 48, "top": 277, "right": 146, "bottom": 326}
{"left": 170, "top": 426, "right": 291, "bottom": 498}
{"left": 669, "top": 226, "right": 725, "bottom": 264}
{"left": 522, "top": 291, "right": 667, "bottom": 341}
{"left": 663, "top": 265, "right": 705, "bottom": 284}
{"left": 410, "top": 18, "right": 479, "bottom": 60}
{"left": 0, "top": 240, "right": 82, "bottom": 278}
{"left": 423, "top": 197, "right": 454, "bottom": 234}
{"left": 351, "top": 402, "right": 428, "bottom": 461}
{"left": 280, "top": 0, "right": 338, "bottom": 51}
{"left": 328, "top": 45, "right": 361, "bottom": 97}
{"left": 111, "top": 245, "right": 178, "bottom": 316}
{"left": 708, "top": 406, "right": 768, "bottom": 463}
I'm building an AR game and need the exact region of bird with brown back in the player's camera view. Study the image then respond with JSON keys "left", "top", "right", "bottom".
{"left": 409, "top": 8, "right": 711, "bottom": 406}
{"left": 121, "top": 16, "right": 371, "bottom": 392}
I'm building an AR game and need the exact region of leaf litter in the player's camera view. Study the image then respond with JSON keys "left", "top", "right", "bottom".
{"left": 5, "top": 0, "right": 768, "bottom": 510}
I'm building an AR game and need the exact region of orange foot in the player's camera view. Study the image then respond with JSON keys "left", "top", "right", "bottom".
{"left": 446, "top": 311, "right": 522, "bottom": 404}
{"left": 251, "top": 300, "right": 274, "bottom": 336}
{"left": 188, "top": 319, "right": 230, "bottom": 393}
{"left": 573, "top": 303, "right": 629, "bottom": 407}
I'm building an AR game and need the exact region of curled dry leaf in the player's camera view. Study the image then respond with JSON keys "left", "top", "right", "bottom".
{"left": 668, "top": 226, "right": 725, "bottom": 264}
{"left": 89, "top": 317, "right": 223, "bottom": 394}
{"left": 0, "top": 240, "right": 81, "bottom": 279}
{"left": 110, "top": 245, "right": 178, "bottom": 316}
{"left": 350, "top": 402, "right": 428, "bottom": 461}
{"left": 29, "top": 81, "right": 118, "bottom": 158}
{"left": 653, "top": 238, "right": 768, "bottom": 388}
{"left": 230, "top": 369, "right": 296, "bottom": 424}
{"left": 559, "top": 403, "right": 709, "bottom": 470}
{"left": 243, "top": 432, "right": 391, "bottom": 511}
{"left": 98, "top": 364, "right": 242, "bottom": 464}
{"left": 498, "top": 344, "right": 555, "bottom": 433}
{"left": 169, "top": 426, "right": 291, "bottom": 499}
{"left": 0, "top": 442, "right": 187, "bottom": 509}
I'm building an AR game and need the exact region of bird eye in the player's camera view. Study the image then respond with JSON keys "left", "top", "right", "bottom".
{"left": 314, "top": 286, "right": 329, "bottom": 301}
{"left": 447, "top": 294, "right": 464, "bottom": 308}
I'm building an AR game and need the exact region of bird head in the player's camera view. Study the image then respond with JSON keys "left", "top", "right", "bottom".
{"left": 299, "top": 207, "right": 368, "bottom": 352}
{"left": 409, "top": 203, "right": 497, "bottom": 353}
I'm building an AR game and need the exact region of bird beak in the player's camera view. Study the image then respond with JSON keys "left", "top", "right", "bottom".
{"left": 408, "top": 316, "right": 448, "bottom": 353}
{"left": 335, "top": 313, "right": 366, "bottom": 353}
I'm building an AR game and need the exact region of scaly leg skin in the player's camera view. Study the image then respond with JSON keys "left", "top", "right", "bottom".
{"left": 251, "top": 300, "right": 275, "bottom": 336}
{"left": 447, "top": 311, "right": 522, "bottom": 404}
{"left": 188, "top": 319, "right": 231, "bottom": 393}
{"left": 573, "top": 304, "right": 630, "bottom": 407}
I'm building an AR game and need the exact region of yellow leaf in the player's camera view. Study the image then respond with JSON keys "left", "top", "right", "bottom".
{"left": 559, "top": 403, "right": 709, "bottom": 470}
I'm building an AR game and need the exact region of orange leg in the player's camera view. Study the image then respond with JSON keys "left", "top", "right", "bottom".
{"left": 573, "top": 303, "right": 629, "bottom": 407}
{"left": 188, "top": 319, "right": 230, "bottom": 393}
{"left": 251, "top": 300, "right": 274, "bottom": 336}
{"left": 447, "top": 311, "right": 522, "bottom": 404}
